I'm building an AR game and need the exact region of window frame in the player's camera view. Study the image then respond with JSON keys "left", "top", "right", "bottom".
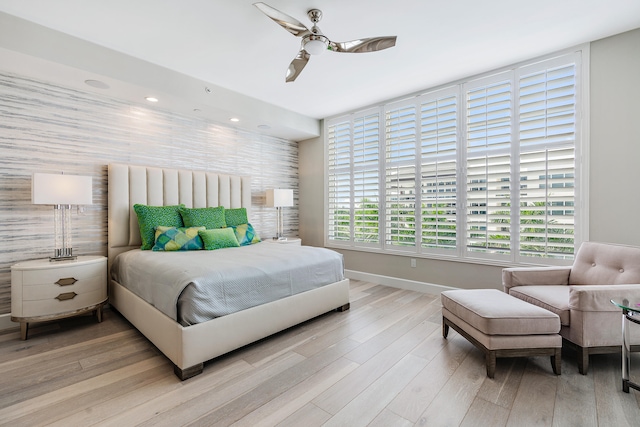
{"left": 324, "top": 46, "right": 589, "bottom": 267}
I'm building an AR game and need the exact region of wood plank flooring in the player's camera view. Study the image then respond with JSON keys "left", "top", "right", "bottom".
{"left": 1, "top": 280, "right": 640, "bottom": 426}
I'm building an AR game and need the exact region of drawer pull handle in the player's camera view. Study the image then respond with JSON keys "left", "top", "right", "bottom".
{"left": 56, "top": 292, "right": 77, "bottom": 301}
{"left": 55, "top": 277, "right": 78, "bottom": 286}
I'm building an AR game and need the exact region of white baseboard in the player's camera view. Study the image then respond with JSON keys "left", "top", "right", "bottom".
{"left": 344, "top": 270, "right": 457, "bottom": 295}
{"left": 0, "top": 313, "right": 17, "bottom": 332}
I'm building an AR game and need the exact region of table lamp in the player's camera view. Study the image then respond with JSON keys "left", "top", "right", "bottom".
{"left": 266, "top": 189, "right": 294, "bottom": 240}
{"left": 32, "top": 172, "right": 93, "bottom": 261}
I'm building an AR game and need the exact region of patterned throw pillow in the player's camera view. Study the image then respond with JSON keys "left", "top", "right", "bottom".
{"left": 152, "top": 226, "right": 205, "bottom": 251}
{"left": 231, "top": 223, "right": 261, "bottom": 246}
{"left": 225, "top": 207, "right": 248, "bottom": 227}
{"left": 133, "top": 204, "right": 185, "bottom": 250}
{"left": 179, "top": 206, "right": 226, "bottom": 229}
{"left": 198, "top": 228, "right": 240, "bottom": 250}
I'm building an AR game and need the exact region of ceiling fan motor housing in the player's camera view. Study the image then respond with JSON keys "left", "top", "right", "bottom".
{"left": 303, "top": 33, "right": 329, "bottom": 55}
{"left": 303, "top": 9, "right": 327, "bottom": 55}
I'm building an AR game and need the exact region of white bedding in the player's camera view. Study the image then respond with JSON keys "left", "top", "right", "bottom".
{"left": 111, "top": 242, "right": 345, "bottom": 325}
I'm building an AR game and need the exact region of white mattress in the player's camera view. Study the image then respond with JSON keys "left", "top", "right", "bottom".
{"left": 111, "top": 242, "right": 345, "bottom": 325}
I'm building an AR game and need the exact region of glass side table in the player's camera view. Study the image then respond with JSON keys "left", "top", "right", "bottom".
{"left": 611, "top": 299, "right": 640, "bottom": 393}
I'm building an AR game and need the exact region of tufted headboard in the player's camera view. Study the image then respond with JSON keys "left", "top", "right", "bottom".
{"left": 107, "top": 163, "right": 251, "bottom": 263}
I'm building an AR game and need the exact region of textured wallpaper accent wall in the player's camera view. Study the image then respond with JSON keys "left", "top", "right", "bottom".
{"left": 0, "top": 71, "right": 299, "bottom": 315}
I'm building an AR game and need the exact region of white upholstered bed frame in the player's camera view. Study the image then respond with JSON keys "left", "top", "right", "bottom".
{"left": 107, "top": 163, "right": 350, "bottom": 379}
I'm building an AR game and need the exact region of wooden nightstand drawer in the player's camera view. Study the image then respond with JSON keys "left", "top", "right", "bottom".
{"left": 21, "top": 288, "right": 107, "bottom": 317}
{"left": 21, "top": 262, "right": 104, "bottom": 286}
{"left": 22, "top": 274, "right": 104, "bottom": 300}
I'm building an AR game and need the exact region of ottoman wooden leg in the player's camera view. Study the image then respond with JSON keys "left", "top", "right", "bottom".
{"left": 486, "top": 351, "right": 496, "bottom": 379}
{"left": 443, "top": 317, "right": 450, "bottom": 338}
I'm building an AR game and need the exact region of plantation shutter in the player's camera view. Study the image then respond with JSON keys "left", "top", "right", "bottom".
{"left": 327, "top": 120, "right": 352, "bottom": 242}
{"left": 385, "top": 102, "right": 417, "bottom": 249}
{"left": 517, "top": 59, "right": 577, "bottom": 260}
{"left": 420, "top": 89, "right": 458, "bottom": 252}
{"left": 327, "top": 110, "right": 382, "bottom": 246}
{"left": 326, "top": 50, "right": 583, "bottom": 264}
{"left": 465, "top": 77, "right": 513, "bottom": 257}
{"left": 353, "top": 113, "right": 381, "bottom": 244}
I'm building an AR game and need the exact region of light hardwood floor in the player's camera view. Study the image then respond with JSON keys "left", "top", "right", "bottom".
{"left": 1, "top": 280, "right": 640, "bottom": 426}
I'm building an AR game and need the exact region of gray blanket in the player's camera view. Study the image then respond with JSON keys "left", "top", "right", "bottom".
{"left": 111, "top": 242, "right": 344, "bottom": 325}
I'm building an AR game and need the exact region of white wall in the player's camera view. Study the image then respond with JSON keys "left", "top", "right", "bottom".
{"left": 299, "top": 127, "right": 325, "bottom": 248}
{"left": 589, "top": 28, "right": 640, "bottom": 245}
{"left": 299, "top": 27, "right": 640, "bottom": 291}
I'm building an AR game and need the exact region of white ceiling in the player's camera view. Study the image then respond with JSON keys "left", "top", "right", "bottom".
{"left": 1, "top": 0, "right": 640, "bottom": 137}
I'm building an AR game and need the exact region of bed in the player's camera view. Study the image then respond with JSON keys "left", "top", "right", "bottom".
{"left": 107, "top": 163, "right": 350, "bottom": 380}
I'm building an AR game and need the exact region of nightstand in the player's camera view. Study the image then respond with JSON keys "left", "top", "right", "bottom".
{"left": 11, "top": 255, "right": 108, "bottom": 340}
{"left": 264, "top": 237, "right": 302, "bottom": 246}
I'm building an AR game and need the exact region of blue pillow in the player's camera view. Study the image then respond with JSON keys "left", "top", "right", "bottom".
{"left": 230, "top": 223, "right": 262, "bottom": 246}
{"left": 152, "top": 226, "right": 205, "bottom": 251}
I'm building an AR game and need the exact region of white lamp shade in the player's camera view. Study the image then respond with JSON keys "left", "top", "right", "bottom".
{"left": 32, "top": 173, "right": 93, "bottom": 205}
{"left": 266, "top": 189, "right": 293, "bottom": 207}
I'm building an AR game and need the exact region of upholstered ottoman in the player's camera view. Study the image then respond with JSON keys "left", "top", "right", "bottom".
{"left": 441, "top": 289, "right": 562, "bottom": 378}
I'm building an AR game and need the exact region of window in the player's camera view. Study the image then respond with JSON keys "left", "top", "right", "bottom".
{"left": 385, "top": 103, "right": 417, "bottom": 249}
{"left": 327, "top": 110, "right": 381, "bottom": 247}
{"left": 464, "top": 76, "right": 513, "bottom": 259}
{"left": 517, "top": 59, "right": 578, "bottom": 260}
{"left": 420, "top": 92, "right": 458, "bottom": 253}
{"left": 326, "top": 50, "right": 584, "bottom": 264}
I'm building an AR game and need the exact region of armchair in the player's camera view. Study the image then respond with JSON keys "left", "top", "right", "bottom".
{"left": 503, "top": 241, "right": 640, "bottom": 374}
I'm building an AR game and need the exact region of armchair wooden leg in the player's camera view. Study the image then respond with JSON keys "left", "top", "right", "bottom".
{"left": 578, "top": 346, "right": 589, "bottom": 375}
{"left": 551, "top": 348, "right": 561, "bottom": 375}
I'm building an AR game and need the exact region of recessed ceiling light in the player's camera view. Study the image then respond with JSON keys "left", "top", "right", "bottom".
{"left": 193, "top": 108, "right": 201, "bottom": 112}
{"left": 145, "top": 97, "right": 159, "bottom": 103}
{"left": 84, "top": 79, "right": 110, "bottom": 89}
{"left": 230, "top": 118, "right": 240, "bottom": 122}
{"left": 258, "top": 124, "right": 271, "bottom": 130}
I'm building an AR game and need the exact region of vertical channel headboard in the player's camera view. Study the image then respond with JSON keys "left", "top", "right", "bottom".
{"left": 107, "top": 163, "right": 251, "bottom": 263}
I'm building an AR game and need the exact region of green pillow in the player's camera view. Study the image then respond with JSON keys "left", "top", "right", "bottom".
{"left": 231, "top": 223, "right": 261, "bottom": 246}
{"left": 225, "top": 207, "right": 248, "bottom": 227}
{"left": 152, "top": 226, "right": 205, "bottom": 251}
{"left": 198, "top": 228, "right": 240, "bottom": 250}
{"left": 133, "top": 204, "right": 185, "bottom": 250}
{"left": 179, "top": 206, "right": 226, "bottom": 229}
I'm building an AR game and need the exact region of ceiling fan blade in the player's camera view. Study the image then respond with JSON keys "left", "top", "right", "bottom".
{"left": 286, "top": 50, "right": 310, "bottom": 82}
{"left": 254, "top": 2, "right": 311, "bottom": 38}
{"left": 328, "top": 36, "right": 397, "bottom": 53}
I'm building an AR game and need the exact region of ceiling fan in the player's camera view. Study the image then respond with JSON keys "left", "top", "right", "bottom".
{"left": 254, "top": 2, "right": 397, "bottom": 82}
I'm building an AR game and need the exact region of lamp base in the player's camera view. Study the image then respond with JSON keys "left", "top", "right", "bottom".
{"left": 50, "top": 246, "right": 76, "bottom": 262}
{"left": 49, "top": 255, "right": 77, "bottom": 262}
{"left": 52, "top": 205, "right": 76, "bottom": 262}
